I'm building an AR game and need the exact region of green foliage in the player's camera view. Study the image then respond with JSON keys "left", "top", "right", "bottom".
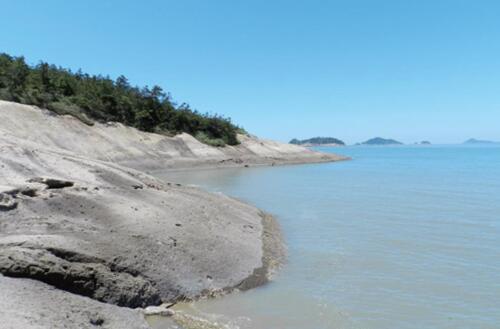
{"left": 0, "top": 53, "right": 241, "bottom": 146}
{"left": 290, "top": 137, "right": 345, "bottom": 145}
{"left": 195, "top": 132, "right": 225, "bottom": 147}
{"left": 46, "top": 101, "right": 94, "bottom": 126}
{"left": 361, "top": 137, "right": 402, "bottom": 145}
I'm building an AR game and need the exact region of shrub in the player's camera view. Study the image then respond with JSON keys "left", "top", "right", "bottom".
{"left": 195, "top": 132, "right": 226, "bottom": 147}
{"left": 46, "top": 101, "right": 94, "bottom": 126}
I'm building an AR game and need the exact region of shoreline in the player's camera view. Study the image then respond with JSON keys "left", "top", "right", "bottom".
{"left": 0, "top": 101, "right": 344, "bottom": 329}
{"left": 0, "top": 144, "right": 288, "bottom": 328}
{"left": 234, "top": 212, "right": 286, "bottom": 291}
{"left": 142, "top": 154, "right": 349, "bottom": 174}
{"left": 144, "top": 211, "right": 287, "bottom": 329}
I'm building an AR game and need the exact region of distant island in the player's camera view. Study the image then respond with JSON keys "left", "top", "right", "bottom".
{"left": 290, "top": 137, "right": 345, "bottom": 146}
{"left": 416, "top": 141, "right": 431, "bottom": 145}
{"left": 360, "top": 137, "right": 403, "bottom": 145}
{"left": 463, "top": 138, "right": 499, "bottom": 145}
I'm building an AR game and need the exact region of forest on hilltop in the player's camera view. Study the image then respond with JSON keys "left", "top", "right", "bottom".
{"left": 0, "top": 53, "right": 242, "bottom": 146}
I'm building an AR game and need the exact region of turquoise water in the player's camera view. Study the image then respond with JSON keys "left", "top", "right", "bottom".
{"left": 155, "top": 145, "right": 500, "bottom": 329}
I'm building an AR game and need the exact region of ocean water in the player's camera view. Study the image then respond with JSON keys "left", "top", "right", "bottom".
{"left": 152, "top": 145, "right": 500, "bottom": 329}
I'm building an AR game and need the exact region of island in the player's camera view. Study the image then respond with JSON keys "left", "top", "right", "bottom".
{"left": 290, "top": 137, "right": 345, "bottom": 146}
{"left": 360, "top": 137, "right": 403, "bottom": 145}
{"left": 463, "top": 138, "right": 499, "bottom": 144}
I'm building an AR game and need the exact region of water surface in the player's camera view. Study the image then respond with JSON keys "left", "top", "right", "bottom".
{"left": 153, "top": 145, "right": 500, "bottom": 329}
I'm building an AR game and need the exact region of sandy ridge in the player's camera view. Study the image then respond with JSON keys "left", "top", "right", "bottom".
{"left": 0, "top": 100, "right": 347, "bottom": 171}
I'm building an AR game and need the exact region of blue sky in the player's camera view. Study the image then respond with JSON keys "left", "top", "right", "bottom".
{"left": 1, "top": 0, "right": 499, "bottom": 144}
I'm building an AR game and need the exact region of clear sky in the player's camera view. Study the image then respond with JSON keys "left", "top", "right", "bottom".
{"left": 1, "top": 0, "right": 499, "bottom": 144}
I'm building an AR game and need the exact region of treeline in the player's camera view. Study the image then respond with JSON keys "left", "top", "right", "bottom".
{"left": 0, "top": 53, "right": 241, "bottom": 146}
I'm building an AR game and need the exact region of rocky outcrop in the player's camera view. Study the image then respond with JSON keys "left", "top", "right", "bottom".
{"left": 0, "top": 193, "right": 18, "bottom": 211}
{"left": 0, "top": 134, "right": 286, "bottom": 328}
{"left": 0, "top": 141, "right": 282, "bottom": 298}
{"left": 0, "top": 275, "right": 151, "bottom": 329}
{"left": 0, "top": 100, "right": 339, "bottom": 328}
{"left": 0, "top": 245, "right": 161, "bottom": 307}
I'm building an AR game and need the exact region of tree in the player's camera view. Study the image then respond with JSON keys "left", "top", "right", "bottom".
{"left": 8, "top": 57, "right": 29, "bottom": 97}
{"left": 0, "top": 52, "right": 242, "bottom": 145}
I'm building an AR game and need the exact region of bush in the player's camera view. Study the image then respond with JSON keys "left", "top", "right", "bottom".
{"left": 0, "top": 88, "right": 13, "bottom": 101}
{"left": 195, "top": 132, "right": 226, "bottom": 147}
{"left": 46, "top": 101, "right": 94, "bottom": 126}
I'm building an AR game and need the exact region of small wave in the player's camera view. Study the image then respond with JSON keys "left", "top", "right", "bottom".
{"left": 172, "top": 311, "right": 243, "bottom": 329}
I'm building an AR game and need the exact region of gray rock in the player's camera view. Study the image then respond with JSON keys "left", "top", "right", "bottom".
{"left": 142, "top": 304, "right": 175, "bottom": 316}
{"left": 0, "top": 246, "right": 161, "bottom": 308}
{"left": 0, "top": 193, "right": 17, "bottom": 211}
{"left": 0, "top": 100, "right": 289, "bottom": 328}
{"left": 27, "top": 177, "right": 75, "bottom": 189}
{"left": 0, "top": 275, "right": 151, "bottom": 329}
{"left": 0, "top": 141, "right": 285, "bottom": 318}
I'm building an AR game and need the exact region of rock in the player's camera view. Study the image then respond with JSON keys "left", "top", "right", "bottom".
{"left": 0, "top": 193, "right": 17, "bottom": 211}
{"left": 0, "top": 275, "right": 151, "bottom": 329}
{"left": 0, "top": 246, "right": 161, "bottom": 308}
{"left": 142, "top": 304, "right": 175, "bottom": 316}
{"left": 0, "top": 142, "right": 285, "bottom": 307}
{"left": 0, "top": 100, "right": 289, "bottom": 328}
{"left": 0, "top": 185, "right": 18, "bottom": 194}
{"left": 27, "top": 177, "right": 74, "bottom": 189}
{"left": 89, "top": 317, "right": 105, "bottom": 326}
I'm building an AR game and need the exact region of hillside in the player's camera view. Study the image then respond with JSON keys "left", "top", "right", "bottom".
{"left": 0, "top": 101, "right": 346, "bottom": 171}
{"left": 290, "top": 137, "right": 345, "bottom": 146}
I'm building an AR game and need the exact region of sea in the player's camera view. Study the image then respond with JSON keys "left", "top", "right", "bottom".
{"left": 150, "top": 145, "right": 500, "bottom": 329}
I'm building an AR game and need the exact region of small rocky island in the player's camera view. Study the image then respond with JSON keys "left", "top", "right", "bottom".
{"left": 360, "top": 137, "right": 403, "bottom": 145}
{"left": 463, "top": 138, "right": 499, "bottom": 144}
{"left": 290, "top": 137, "right": 345, "bottom": 146}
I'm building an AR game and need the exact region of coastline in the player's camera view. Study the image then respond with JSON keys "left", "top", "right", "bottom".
{"left": 0, "top": 143, "right": 287, "bottom": 328}
{"left": 0, "top": 101, "right": 349, "bottom": 173}
{"left": 0, "top": 101, "right": 342, "bottom": 329}
{"left": 141, "top": 154, "right": 349, "bottom": 174}
{"left": 235, "top": 212, "right": 287, "bottom": 291}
